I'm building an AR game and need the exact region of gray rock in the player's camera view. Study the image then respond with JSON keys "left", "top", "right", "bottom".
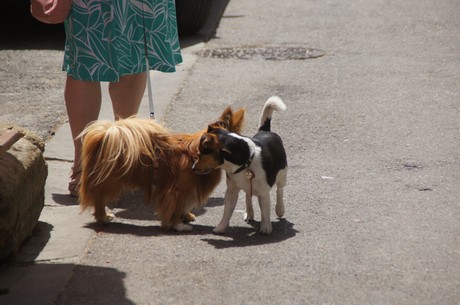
{"left": 0, "top": 125, "right": 47, "bottom": 261}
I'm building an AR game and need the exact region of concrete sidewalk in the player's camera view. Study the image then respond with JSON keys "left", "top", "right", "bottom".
{"left": 0, "top": 41, "right": 204, "bottom": 305}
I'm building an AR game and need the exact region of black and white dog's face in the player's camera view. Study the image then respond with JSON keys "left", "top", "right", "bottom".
{"left": 193, "top": 128, "right": 252, "bottom": 175}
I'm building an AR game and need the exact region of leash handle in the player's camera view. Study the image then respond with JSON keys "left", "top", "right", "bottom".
{"left": 146, "top": 57, "right": 154, "bottom": 119}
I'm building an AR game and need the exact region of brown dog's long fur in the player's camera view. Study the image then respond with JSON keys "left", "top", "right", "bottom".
{"left": 78, "top": 107, "right": 245, "bottom": 231}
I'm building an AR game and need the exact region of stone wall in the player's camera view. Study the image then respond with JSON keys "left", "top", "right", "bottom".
{"left": 0, "top": 125, "right": 47, "bottom": 260}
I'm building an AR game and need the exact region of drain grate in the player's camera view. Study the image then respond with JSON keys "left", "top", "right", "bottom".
{"left": 195, "top": 46, "right": 325, "bottom": 60}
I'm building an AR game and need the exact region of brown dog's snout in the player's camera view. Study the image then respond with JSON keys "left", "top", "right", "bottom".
{"left": 192, "top": 157, "right": 216, "bottom": 175}
{"left": 192, "top": 159, "right": 205, "bottom": 174}
{"left": 191, "top": 160, "right": 199, "bottom": 172}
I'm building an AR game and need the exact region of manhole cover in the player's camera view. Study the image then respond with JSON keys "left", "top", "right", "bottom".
{"left": 195, "top": 46, "right": 325, "bottom": 60}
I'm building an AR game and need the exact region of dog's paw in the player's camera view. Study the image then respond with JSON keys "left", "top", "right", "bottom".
{"left": 275, "top": 203, "right": 284, "bottom": 218}
{"left": 244, "top": 211, "right": 254, "bottom": 222}
{"left": 212, "top": 225, "right": 227, "bottom": 234}
{"left": 96, "top": 213, "right": 115, "bottom": 224}
{"left": 173, "top": 223, "right": 193, "bottom": 232}
{"left": 259, "top": 223, "right": 272, "bottom": 235}
{"left": 183, "top": 212, "right": 196, "bottom": 223}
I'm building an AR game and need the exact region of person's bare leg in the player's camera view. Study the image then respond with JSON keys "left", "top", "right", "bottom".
{"left": 64, "top": 76, "right": 101, "bottom": 193}
{"left": 109, "top": 73, "right": 146, "bottom": 119}
{"left": 65, "top": 76, "right": 102, "bottom": 166}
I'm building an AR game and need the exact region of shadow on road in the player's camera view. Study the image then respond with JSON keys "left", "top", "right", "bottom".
{"left": 0, "top": 1, "right": 65, "bottom": 50}
{"left": 82, "top": 188, "right": 298, "bottom": 248}
{"left": 87, "top": 191, "right": 224, "bottom": 221}
{"left": 0, "top": 262, "right": 134, "bottom": 305}
{"left": 56, "top": 264, "right": 135, "bottom": 305}
{"left": 12, "top": 221, "right": 53, "bottom": 263}
{"left": 0, "top": 0, "right": 229, "bottom": 50}
{"left": 51, "top": 193, "right": 79, "bottom": 206}
{"left": 201, "top": 219, "right": 299, "bottom": 249}
{"left": 84, "top": 217, "right": 298, "bottom": 249}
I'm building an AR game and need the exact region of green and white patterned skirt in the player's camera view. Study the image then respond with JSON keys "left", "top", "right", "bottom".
{"left": 63, "top": 0, "right": 183, "bottom": 82}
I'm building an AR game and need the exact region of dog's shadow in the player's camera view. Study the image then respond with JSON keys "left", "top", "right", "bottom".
{"left": 106, "top": 191, "right": 223, "bottom": 221}
{"left": 84, "top": 191, "right": 298, "bottom": 248}
{"left": 106, "top": 190, "right": 156, "bottom": 221}
{"left": 85, "top": 218, "right": 298, "bottom": 249}
{"left": 84, "top": 221, "right": 164, "bottom": 237}
{"left": 83, "top": 192, "right": 222, "bottom": 236}
{"left": 200, "top": 218, "right": 298, "bottom": 249}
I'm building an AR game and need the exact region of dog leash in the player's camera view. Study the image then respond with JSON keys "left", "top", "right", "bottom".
{"left": 232, "top": 153, "right": 256, "bottom": 196}
{"left": 141, "top": 0, "right": 155, "bottom": 119}
{"left": 146, "top": 60, "right": 154, "bottom": 119}
{"left": 247, "top": 169, "right": 255, "bottom": 197}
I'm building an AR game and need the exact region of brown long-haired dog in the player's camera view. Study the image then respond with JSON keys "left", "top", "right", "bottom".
{"left": 79, "top": 107, "right": 245, "bottom": 232}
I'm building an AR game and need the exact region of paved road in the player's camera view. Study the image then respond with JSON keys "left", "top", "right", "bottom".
{"left": 3, "top": 0, "right": 460, "bottom": 304}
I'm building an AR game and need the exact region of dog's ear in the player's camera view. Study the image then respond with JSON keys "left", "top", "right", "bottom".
{"left": 207, "top": 107, "right": 232, "bottom": 131}
{"left": 218, "top": 106, "right": 233, "bottom": 130}
{"left": 207, "top": 124, "right": 218, "bottom": 133}
{"left": 229, "top": 108, "right": 245, "bottom": 134}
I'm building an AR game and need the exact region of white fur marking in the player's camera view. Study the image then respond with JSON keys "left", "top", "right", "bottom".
{"left": 173, "top": 223, "right": 193, "bottom": 232}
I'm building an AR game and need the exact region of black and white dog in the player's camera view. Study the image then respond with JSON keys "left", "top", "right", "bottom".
{"left": 193, "top": 96, "right": 287, "bottom": 234}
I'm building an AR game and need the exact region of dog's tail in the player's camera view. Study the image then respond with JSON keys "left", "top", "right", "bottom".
{"left": 258, "top": 96, "right": 286, "bottom": 132}
{"left": 78, "top": 118, "right": 171, "bottom": 208}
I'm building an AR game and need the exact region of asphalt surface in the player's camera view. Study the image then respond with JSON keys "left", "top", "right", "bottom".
{"left": 0, "top": 1, "right": 68, "bottom": 141}
{"left": 1, "top": 0, "right": 460, "bottom": 304}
